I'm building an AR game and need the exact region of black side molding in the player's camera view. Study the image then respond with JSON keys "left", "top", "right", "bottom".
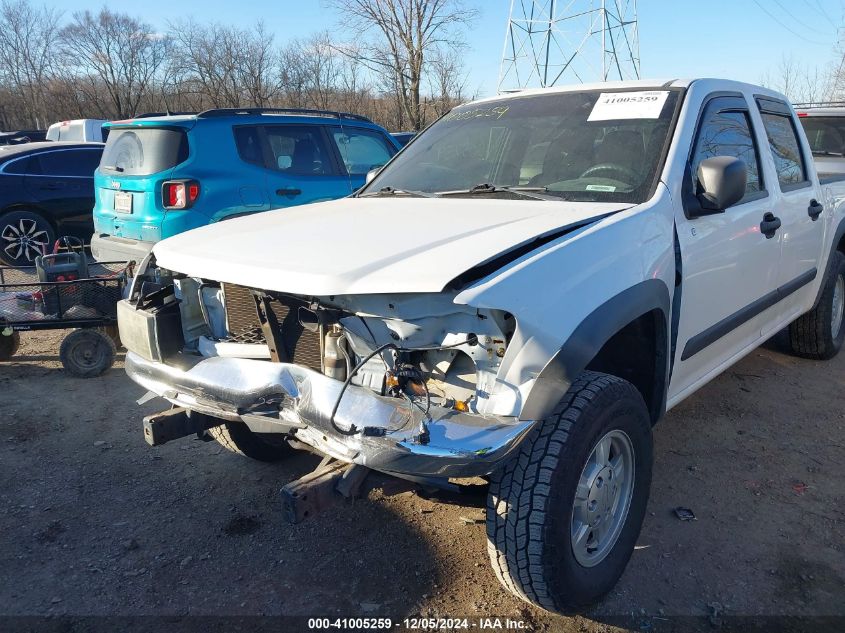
{"left": 681, "top": 268, "right": 817, "bottom": 361}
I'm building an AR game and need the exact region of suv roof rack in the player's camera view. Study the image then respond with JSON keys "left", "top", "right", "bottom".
{"left": 195, "top": 107, "right": 373, "bottom": 123}
{"left": 793, "top": 101, "right": 845, "bottom": 109}
{"left": 133, "top": 111, "right": 199, "bottom": 118}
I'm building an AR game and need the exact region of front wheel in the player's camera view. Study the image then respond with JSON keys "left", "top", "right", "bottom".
{"left": 788, "top": 251, "right": 845, "bottom": 360}
{"left": 486, "top": 371, "right": 653, "bottom": 613}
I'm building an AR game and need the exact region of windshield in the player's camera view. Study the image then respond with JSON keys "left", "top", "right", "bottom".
{"left": 100, "top": 127, "right": 188, "bottom": 176}
{"left": 799, "top": 116, "right": 845, "bottom": 156}
{"left": 365, "top": 89, "right": 681, "bottom": 203}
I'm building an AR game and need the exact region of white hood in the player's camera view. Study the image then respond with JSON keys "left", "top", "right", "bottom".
{"left": 153, "top": 197, "right": 630, "bottom": 295}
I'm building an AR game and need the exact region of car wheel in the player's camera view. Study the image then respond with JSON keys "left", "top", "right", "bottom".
{"left": 486, "top": 371, "right": 653, "bottom": 613}
{"left": 0, "top": 210, "right": 55, "bottom": 266}
{"left": 789, "top": 251, "right": 845, "bottom": 360}
{"left": 59, "top": 328, "right": 116, "bottom": 378}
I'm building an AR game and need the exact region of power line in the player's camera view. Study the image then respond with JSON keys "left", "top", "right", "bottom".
{"left": 752, "top": 0, "right": 831, "bottom": 46}
{"left": 771, "top": 0, "right": 831, "bottom": 36}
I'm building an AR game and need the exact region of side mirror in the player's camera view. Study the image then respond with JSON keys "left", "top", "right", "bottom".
{"left": 365, "top": 167, "right": 381, "bottom": 185}
{"left": 694, "top": 156, "right": 747, "bottom": 213}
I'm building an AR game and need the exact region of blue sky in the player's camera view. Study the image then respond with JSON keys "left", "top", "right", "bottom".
{"left": 55, "top": 0, "right": 844, "bottom": 98}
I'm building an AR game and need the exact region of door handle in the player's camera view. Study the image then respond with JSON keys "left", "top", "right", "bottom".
{"left": 760, "top": 212, "right": 781, "bottom": 239}
{"left": 276, "top": 188, "right": 302, "bottom": 196}
{"left": 40, "top": 183, "right": 62, "bottom": 190}
{"left": 808, "top": 199, "right": 824, "bottom": 220}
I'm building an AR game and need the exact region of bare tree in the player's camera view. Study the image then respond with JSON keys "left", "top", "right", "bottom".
{"left": 761, "top": 54, "right": 829, "bottom": 104}
{"left": 168, "top": 20, "right": 280, "bottom": 109}
{"left": 0, "top": 0, "right": 62, "bottom": 127}
{"left": 427, "top": 45, "right": 468, "bottom": 116}
{"left": 59, "top": 9, "right": 167, "bottom": 118}
{"left": 326, "top": 0, "right": 477, "bottom": 130}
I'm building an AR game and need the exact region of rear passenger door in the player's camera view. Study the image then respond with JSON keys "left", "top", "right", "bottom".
{"left": 671, "top": 95, "right": 782, "bottom": 398}
{"left": 24, "top": 147, "right": 102, "bottom": 234}
{"left": 328, "top": 126, "right": 398, "bottom": 191}
{"left": 259, "top": 125, "right": 351, "bottom": 207}
{"left": 755, "top": 97, "right": 825, "bottom": 332}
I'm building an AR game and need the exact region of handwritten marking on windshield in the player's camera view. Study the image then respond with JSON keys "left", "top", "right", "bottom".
{"left": 445, "top": 105, "right": 510, "bottom": 122}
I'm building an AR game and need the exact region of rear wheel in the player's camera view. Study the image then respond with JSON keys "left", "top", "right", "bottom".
{"left": 0, "top": 330, "right": 20, "bottom": 361}
{"left": 208, "top": 421, "right": 295, "bottom": 462}
{"left": 486, "top": 371, "right": 653, "bottom": 613}
{"left": 59, "top": 328, "right": 116, "bottom": 378}
{"left": 0, "top": 210, "right": 55, "bottom": 266}
{"left": 788, "top": 251, "right": 845, "bottom": 360}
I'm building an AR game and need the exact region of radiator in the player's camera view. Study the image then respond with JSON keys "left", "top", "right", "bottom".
{"left": 221, "top": 283, "right": 322, "bottom": 371}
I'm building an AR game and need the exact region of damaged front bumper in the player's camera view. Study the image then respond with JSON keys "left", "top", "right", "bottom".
{"left": 125, "top": 352, "right": 536, "bottom": 478}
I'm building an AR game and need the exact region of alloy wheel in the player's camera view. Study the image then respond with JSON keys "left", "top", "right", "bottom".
{"left": 1, "top": 217, "right": 50, "bottom": 263}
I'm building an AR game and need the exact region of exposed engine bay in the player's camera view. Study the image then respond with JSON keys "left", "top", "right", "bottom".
{"left": 125, "top": 258, "right": 519, "bottom": 449}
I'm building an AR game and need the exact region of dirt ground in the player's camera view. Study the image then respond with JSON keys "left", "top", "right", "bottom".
{"left": 0, "top": 329, "right": 843, "bottom": 632}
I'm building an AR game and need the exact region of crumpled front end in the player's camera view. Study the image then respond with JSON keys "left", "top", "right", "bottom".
{"left": 124, "top": 352, "right": 534, "bottom": 477}
{"left": 119, "top": 256, "right": 537, "bottom": 478}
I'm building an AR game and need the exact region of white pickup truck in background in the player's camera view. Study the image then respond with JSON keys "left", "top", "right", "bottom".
{"left": 45, "top": 118, "right": 108, "bottom": 143}
{"left": 118, "top": 79, "right": 845, "bottom": 614}
{"left": 796, "top": 102, "right": 845, "bottom": 174}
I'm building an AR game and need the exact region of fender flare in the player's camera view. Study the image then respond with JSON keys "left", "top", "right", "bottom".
{"left": 519, "top": 278, "right": 671, "bottom": 422}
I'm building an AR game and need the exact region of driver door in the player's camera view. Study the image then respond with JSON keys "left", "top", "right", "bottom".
{"left": 670, "top": 95, "right": 782, "bottom": 400}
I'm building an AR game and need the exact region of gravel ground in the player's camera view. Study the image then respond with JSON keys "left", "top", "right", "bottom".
{"left": 0, "top": 329, "right": 843, "bottom": 632}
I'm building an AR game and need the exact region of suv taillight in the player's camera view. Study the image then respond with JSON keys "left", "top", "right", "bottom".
{"left": 162, "top": 180, "right": 200, "bottom": 209}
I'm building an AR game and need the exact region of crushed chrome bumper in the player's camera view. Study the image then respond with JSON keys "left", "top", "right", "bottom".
{"left": 125, "top": 352, "right": 536, "bottom": 478}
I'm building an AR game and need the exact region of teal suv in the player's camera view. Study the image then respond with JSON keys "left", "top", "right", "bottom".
{"left": 90, "top": 108, "right": 400, "bottom": 262}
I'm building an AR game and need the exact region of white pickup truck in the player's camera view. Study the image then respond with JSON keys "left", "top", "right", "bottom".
{"left": 117, "top": 79, "right": 845, "bottom": 613}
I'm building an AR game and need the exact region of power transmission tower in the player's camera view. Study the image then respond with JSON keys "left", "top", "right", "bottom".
{"left": 498, "top": 0, "right": 640, "bottom": 93}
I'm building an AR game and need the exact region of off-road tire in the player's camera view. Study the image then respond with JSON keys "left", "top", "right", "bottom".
{"left": 208, "top": 422, "right": 295, "bottom": 462}
{"left": 59, "top": 328, "right": 116, "bottom": 378}
{"left": 486, "top": 371, "right": 653, "bottom": 613}
{"left": 789, "top": 251, "right": 845, "bottom": 360}
{"left": 0, "top": 330, "right": 20, "bottom": 360}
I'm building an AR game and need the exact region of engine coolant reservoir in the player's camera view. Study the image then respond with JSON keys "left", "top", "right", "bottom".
{"left": 323, "top": 327, "right": 347, "bottom": 381}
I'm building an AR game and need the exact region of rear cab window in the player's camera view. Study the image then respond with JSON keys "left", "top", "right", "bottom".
{"left": 756, "top": 98, "right": 809, "bottom": 190}
{"left": 100, "top": 127, "right": 189, "bottom": 176}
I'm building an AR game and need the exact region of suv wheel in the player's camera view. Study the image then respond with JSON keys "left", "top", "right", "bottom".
{"left": 0, "top": 211, "right": 55, "bottom": 266}
{"left": 486, "top": 371, "right": 653, "bottom": 613}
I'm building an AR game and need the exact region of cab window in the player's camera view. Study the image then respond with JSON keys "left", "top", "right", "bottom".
{"left": 760, "top": 113, "right": 808, "bottom": 188}
{"left": 691, "top": 109, "right": 762, "bottom": 202}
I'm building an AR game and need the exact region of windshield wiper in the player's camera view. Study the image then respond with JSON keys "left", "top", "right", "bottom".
{"left": 359, "top": 186, "right": 438, "bottom": 198}
{"left": 813, "top": 151, "right": 845, "bottom": 157}
{"left": 438, "top": 183, "right": 557, "bottom": 201}
{"left": 102, "top": 165, "right": 124, "bottom": 172}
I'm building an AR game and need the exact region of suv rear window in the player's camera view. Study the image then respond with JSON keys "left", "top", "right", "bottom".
{"left": 100, "top": 128, "right": 188, "bottom": 176}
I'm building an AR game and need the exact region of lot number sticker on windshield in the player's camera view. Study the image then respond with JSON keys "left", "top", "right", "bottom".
{"left": 588, "top": 91, "right": 669, "bottom": 121}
